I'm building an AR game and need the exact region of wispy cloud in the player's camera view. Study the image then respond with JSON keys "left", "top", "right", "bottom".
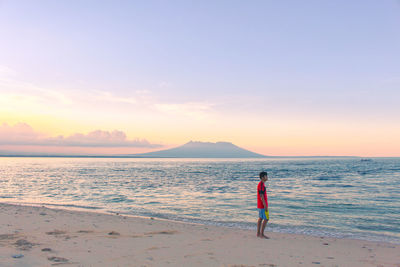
{"left": 0, "top": 65, "right": 17, "bottom": 77}
{"left": 0, "top": 67, "right": 73, "bottom": 106}
{"left": 0, "top": 65, "right": 217, "bottom": 121}
{"left": 92, "top": 90, "right": 137, "bottom": 105}
{"left": 0, "top": 123, "right": 162, "bottom": 148}
{"left": 154, "top": 102, "right": 214, "bottom": 119}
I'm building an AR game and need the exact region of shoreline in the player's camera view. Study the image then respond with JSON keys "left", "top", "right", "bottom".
{"left": 2, "top": 200, "right": 398, "bottom": 245}
{"left": 1, "top": 203, "right": 399, "bottom": 266}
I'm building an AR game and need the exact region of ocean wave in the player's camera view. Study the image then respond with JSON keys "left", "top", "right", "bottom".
{"left": 313, "top": 175, "right": 342, "bottom": 181}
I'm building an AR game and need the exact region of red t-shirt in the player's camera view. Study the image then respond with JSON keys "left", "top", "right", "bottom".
{"left": 257, "top": 181, "right": 268, "bottom": 209}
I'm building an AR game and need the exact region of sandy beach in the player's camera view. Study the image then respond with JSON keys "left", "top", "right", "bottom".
{"left": 0, "top": 203, "right": 398, "bottom": 267}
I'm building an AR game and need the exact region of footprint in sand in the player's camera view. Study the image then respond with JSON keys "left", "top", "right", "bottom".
{"left": 184, "top": 254, "right": 195, "bottom": 258}
{"left": 227, "top": 264, "right": 260, "bottom": 267}
{"left": 108, "top": 231, "right": 120, "bottom": 236}
{"left": 131, "top": 234, "right": 144, "bottom": 238}
{"left": 64, "top": 235, "right": 73, "bottom": 240}
{"left": 144, "top": 230, "right": 178, "bottom": 236}
{"left": 77, "top": 230, "right": 94, "bottom": 234}
{"left": 0, "top": 233, "right": 18, "bottom": 240}
{"left": 48, "top": 256, "right": 69, "bottom": 263}
{"left": 46, "top": 230, "right": 66, "bottom": 236}
{"left": 14, "top": 239, "right": 36, "bottom": 251}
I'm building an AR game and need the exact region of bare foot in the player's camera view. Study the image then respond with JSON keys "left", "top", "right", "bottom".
{"left": 260, "top": 235, "right": 270, "bottom": 239}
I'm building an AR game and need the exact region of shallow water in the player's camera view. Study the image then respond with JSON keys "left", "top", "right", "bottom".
{"left": 1, "top": 157, "right": 399, "bottom": 244}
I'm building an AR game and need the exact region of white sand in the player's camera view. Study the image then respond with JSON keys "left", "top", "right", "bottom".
{"left": 0, "top": 203, "right": 399, "bottom": 267}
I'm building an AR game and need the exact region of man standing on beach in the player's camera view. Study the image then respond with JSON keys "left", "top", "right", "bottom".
{"left": 257, "top": 171, "right": 269, "bottom": 239}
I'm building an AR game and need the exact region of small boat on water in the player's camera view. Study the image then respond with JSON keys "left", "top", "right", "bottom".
{"left": 361, "top": 158, "right": 372, "bottom": 162}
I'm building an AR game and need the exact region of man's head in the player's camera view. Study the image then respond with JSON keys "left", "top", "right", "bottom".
{"left": 259, "top": 171, "right": 268, "bottom": 182}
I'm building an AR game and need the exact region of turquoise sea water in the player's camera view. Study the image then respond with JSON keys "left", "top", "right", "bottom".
{"left": 0, "top": 157, "right": 399, "bottom": 244}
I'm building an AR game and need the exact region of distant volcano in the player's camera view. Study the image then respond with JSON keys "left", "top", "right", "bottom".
{"left": 129, "top": 141, "right": 267, "bottom": 158}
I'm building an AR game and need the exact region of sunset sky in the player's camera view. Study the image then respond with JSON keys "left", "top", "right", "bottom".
{"left": 1, "top": 1, "right": 399, "bottom": 156}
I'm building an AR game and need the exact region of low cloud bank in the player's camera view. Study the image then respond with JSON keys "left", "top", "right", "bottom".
{"left": 0, "top": 123, "right": 161, "bottom": 148}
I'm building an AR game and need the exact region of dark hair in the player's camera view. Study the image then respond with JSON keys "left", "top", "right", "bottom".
{"left": 259, "top": 171, "right": 268, "bottom": 179}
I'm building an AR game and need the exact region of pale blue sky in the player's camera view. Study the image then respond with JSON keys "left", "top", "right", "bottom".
{"left": 1, "top": 1, "right": 399, "bottom": 99}
{"left": 1, "top": 1, "right": 399, "bottom": 155}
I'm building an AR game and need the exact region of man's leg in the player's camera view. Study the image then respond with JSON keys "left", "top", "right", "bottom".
{"left": 261, "top": 219, "right": 269, "bottom": 238}
{"left": 257, "top": 218, "right": 262, "bottom": 236}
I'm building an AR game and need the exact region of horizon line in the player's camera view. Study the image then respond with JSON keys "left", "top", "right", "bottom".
{"left": 0, "top": 154, "right": 385, "bottom": 159}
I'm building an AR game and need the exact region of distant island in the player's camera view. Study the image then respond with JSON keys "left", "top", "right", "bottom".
{"left": 0, "top": 141, "right": 359, "bottom": 158}
{"left": 127, "top": 141, "right": 267, "bottom": 158}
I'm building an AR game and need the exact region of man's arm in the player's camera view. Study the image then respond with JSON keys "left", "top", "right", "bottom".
{"left": 259, "top": 192, "right": 267, "bottom": 210}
